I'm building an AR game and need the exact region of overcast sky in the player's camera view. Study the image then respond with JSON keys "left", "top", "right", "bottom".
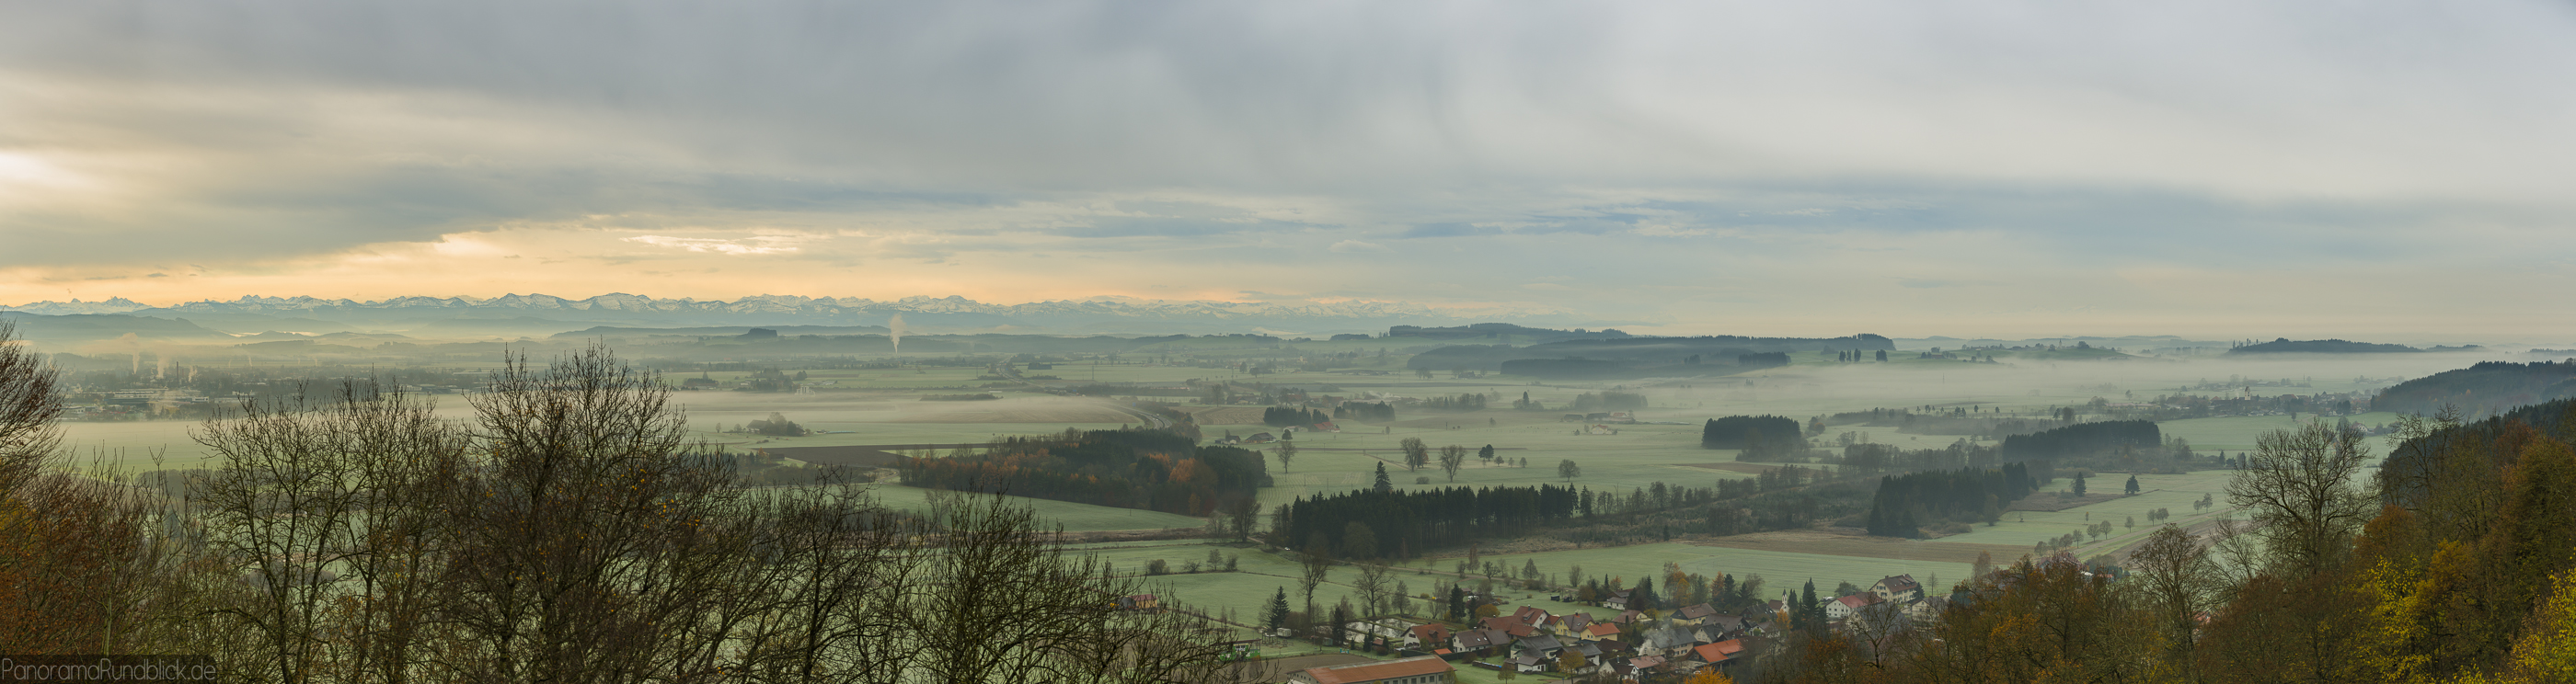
{"left": 3, "top": 1, "right": 2571, "bottom": 340}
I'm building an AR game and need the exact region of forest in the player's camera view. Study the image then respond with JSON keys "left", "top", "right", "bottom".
{"left": 1861, "top": 462, "right": 2041, "bottom": 537}
{"left": 895, "top": 428, "right": 1268, "bottom": 517}
{"left": 1738, "top": 400, "right": 2576, "bottom": 684}
{"left": 1997, "top": 419, "right": 2162, "bottom": 461}
{"left": 2372, "top": 360, "right": 2576, "bottom": 416}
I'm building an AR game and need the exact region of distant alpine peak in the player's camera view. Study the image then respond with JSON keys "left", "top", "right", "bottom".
{"left": 6, "top": 292, "right": 1564, "bottom": 322}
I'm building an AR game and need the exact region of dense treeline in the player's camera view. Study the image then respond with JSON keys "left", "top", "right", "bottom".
{"left": 1289, "top": 466, "right": 1853, "bottom": 553}
{"left": 2373, "top": 360, "right": 2576, "bottom": 416}
{"left": 1738, "top": 351, "right": 1791, "bottom": 369}
{"left": 1263, "top": 405, "right": 1329, "bottom": 427}
{"left": 897, "top": 428, "right": 1267, "bottom": 517}
{"left": 1279, "top": 484, "right": 1581, "bottom": 558}
{"left": 1998, "top": 419, "right": 2160, "bottom": 461}
{"left": 1567, "top": 391, "right": 1646, "bottom": 412}
{"left": 1420, "top": 393, "right": 1489, "bottom": 411}
{"left": 1746, "top": 404, "right": 2576, "bottom": 684}
{"left": 1863, "top": 462, "right": 2040, "bottom": 537}
{"left": 0, "top": 336, "right": 1242, "bottom": 683}
{"left": 1333, "top": 401, "right": 1395, "bottom": 421}
{"left": 1704, "top": 415, "right": 1802, "bottom": 449}
{"left": 1496, "top": 358, "right": 1632, "bottom": 379}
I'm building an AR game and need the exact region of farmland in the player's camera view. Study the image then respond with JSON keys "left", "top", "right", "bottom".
{"left": 45, "top": 338, "right": 2499, "bottom": 632}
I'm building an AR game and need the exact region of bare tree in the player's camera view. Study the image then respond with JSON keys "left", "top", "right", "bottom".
{"left": 0, "top": 320, "right": 60, "bottom": 500}
{"left": 1438, "top": 445, "right": 1467, "bottom": 482}
{"left": 1299, "top": 546, "right": 1334, "bottom": 620}
{"left": 2226, "top": 419, "right": 2376, "bottom": 576}
{"left": 1398, "top": 438, "right": 1429, "bottom": 472}
{"left": 1274, "top": 441, "right": 1296, "bottom": 472}
{"left": 1351, "top": 561, "right": 1394, "bottom": 618}
{"left": 193, "top": 382, "right": 471, "bottom": 684}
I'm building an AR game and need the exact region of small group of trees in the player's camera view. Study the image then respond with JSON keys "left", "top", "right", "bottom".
{"left": 1333, "top": 402, "right": 1396, "bottom": 422}
{"left": 1420, "top": 393, "right": 1489, "bottom": 411}
{"left": 1262, "top": 406, "right": 1329, "bottom": 427}
{"left": 1702, "top": 415, "right": 1802, "bottom": 450}
{"left": 746, "top": 411, "right": 809, "bottom": 436}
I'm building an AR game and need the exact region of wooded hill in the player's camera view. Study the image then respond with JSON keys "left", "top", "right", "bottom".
{"left": 1406, "top": 334, "right": 1892, "bottom": 376}
{"left": 2373, "top": 360, "right": 2576, "bottom": 416}
{"left": 2226, "top": 337, "right": 2423, "bottom": 354}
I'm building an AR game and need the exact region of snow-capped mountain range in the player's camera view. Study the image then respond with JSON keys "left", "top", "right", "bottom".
{"left": 3, "top": 293, "right": 1577, "bottom": 336}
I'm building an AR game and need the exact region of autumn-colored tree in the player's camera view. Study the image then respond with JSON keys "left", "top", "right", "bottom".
{"left": 1685, "top": 668, "right": 1734, "bottom": 684}
{"left": 2130, "top": 524, "right": 2221, "bottom": 677}
{"left": 1558, "top": 650, "right": 1587, "bottom": 674}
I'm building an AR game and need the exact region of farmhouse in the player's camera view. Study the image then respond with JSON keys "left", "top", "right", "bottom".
{"left": 1871, "top": 575, "right": 1922, "bottom": 602}
{"left": 1825, "top": 593, "right": 1880, "bottom": 621}
{"left": 1290, "top": 656, "right": 1455, "bottom": 684}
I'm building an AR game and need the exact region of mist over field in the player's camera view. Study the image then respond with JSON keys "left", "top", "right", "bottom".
{"left": 7, "top": 1, "right": 2575, "bottom": 681}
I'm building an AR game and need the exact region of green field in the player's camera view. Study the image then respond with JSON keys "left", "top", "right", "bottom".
{"left": 50, "top": 349, "right": 2489, "bottom": 640}
{"left": 2157, "top": 412, "right": 2409, "bottom": 452}
{"left": 1938, "top": 472, "right": 2239, "bottom": 553}
{"left": 855, "top": 485, "right": 1211, "bottom": 532}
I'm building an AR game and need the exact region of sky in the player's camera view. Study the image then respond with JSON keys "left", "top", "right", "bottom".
{"left": 2, "top": 1, "right": 2572, "bottom": 341}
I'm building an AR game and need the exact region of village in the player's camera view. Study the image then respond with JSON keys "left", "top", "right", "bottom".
{"left": 1267, "top": 562, "right": 2075, "bottom": 684}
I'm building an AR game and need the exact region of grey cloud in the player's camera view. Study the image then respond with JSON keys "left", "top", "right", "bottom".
{"left": 1397, "top": 222, "right": 1494, "bottom": 238}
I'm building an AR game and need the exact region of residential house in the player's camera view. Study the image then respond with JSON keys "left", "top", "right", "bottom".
{"left": 1872, "top": 575, "right": 1923, "bottom": 603}
{"left": 1405, "top": 623, "right": 1453, "bottom": 651}
{"left": 1691, "top": 639, "right": 1749, "bottom": 668}
{"left": 1509, "top": 653, "right": 1550, "bottom": 674}
{"left": 1478, "top": 616, "right": 1537, "bottom": 639}
{"left": 1703, "top": 614, "right": 1746, "bottom": 638}
{"left": 1565, "top": 640, "right": 1604, "bottom": 664}
{"left": 1639, "top": 625, "right": 1701, "bottom": 658}
{"left": 1578, "top": 622, "right": 1622, "bottom": 643}
{"left": 1451, "top": 628, "right": 1512, "bottom": 656}
{"left": 1623, "top": 656, "right": 1669, "bottom": 682}
{"left": 1514, "top": 634, "right": 1566, "bottom": 658}
{"left": 1673, "top": 603, "right": 1719, "bottom": 626}
{"left": 1290, "top": 656, "right": 1455, "bottom": 684}
{"left": 1825, "top": 593, "right": 1880, "bottom": 622}
{"left": 1558, "top": 611, "right": 1593, "bottom": 636}
{"left": 1908, "top": 597, "right": 1951, "bottom": 624}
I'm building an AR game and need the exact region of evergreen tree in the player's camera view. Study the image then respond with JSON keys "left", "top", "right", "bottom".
{"left": 2125, "top": 474, "right": 2141, "bottom": 494}
{"left": 1801, "top": 580, "right": 1820, "bottom": 626}
{"left": 1266, "top": 587, "right": 1291, "bottom": 633}
{"left": 1373, "top": 462, "right": 1393, "bottom": 493}
{"left": 1448, "top": 586, "right": 1467, "bottom": 621}
{"left": 2074, "top": 472, "right": 2088, "bottom": 496}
